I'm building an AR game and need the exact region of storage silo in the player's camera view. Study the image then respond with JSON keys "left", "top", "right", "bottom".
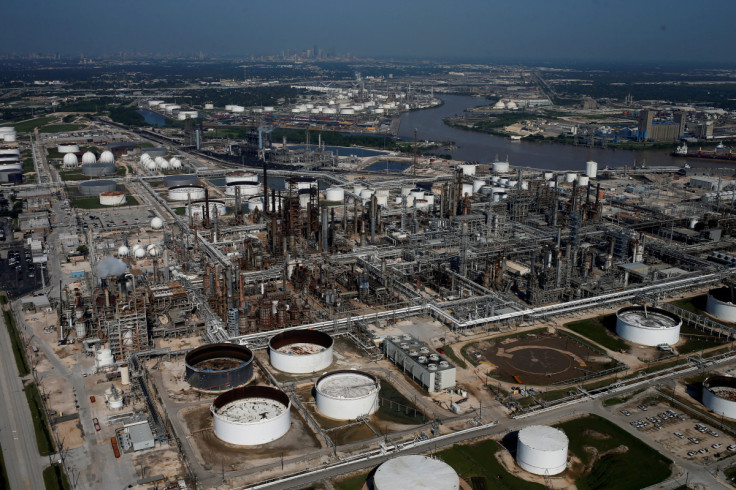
{"left": 516, "top": 425, "right": 569, "bottom": 475}
{"left": 268, "top": 330, "right": 333, "bottom": 374}
{"left": 615, "top": 306, "right": 681, "bottom": 346}
{"left": 373, "top": 455, "right": 459, "bottom": 490}
{"left": 315, "top": 370, "right": 380, "bottom": 420}
{"left": 702, "top": 376, "right": 736, "bottom": 420}
{"left": 706, "top": 287, "right": 736, "bottom": 323}
{"left": 585, "top": 160, "right": 598, "bottom": 179}
{"left": 210, "top": 386, "right": 291, "bottom": 445}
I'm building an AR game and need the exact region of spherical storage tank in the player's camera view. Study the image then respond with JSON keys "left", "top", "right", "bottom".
{"left": 211, "top": 386, "right": 290, "bottom": 445}
{"left": 268, "top": 330, "right": 333, "bottom": 374}
{"left": 151, "top": 217, "right": 163, "bottom": 229}
{"left": 117, "top": 245, "right": 129, "bottom": 257}
{"left": 82, "top": 163, "right": 115, "bottom": 176}
{"left": 374, "top": 455, "right": 459, "bottom": 490}
{"left": 706, "top": 287, "right": 736, "bottom": 322}
{"left": 170, "top": 157, "right": 182, "bottom": 169}
{"left": 79, "top": 180, "right": 117, "bottom": 196}
{"left": 702, "top": 376, "right": 736, "bottom": 420}
{"left": 168, "top": 185, "right": 205, "bottom": 201}
{"left": 615, "top": 306, "right": 681, "bottom": 346}
{"left": 516, "top": 425, "right": 568, "bottom": 475}
{"left": 99, "top": 191, "right": 126, "bottom": 206}
{"left": 99, "top": 151, "right": 115, "bottom": 164}
{"left": 62, "top": 153, "right": 79, "bottom": 168}
{"left": 185, "top": 343, "right": 254, "bottom": 392}
{"left": 315, "top": 370, "right": 380, "bottom": 420}
{"left": 82, "top": 151, "right": 96, "bottom": 164}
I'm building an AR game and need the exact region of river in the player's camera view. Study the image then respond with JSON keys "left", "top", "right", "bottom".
{"left": 398, "top": 94, "right": 720, "bottom": 171}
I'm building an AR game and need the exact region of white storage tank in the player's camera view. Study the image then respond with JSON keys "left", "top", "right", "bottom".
{"left": 544, "top": 172, "right": 554, "bottom": 181}
{"left": 81, "top": 151, "right": 96, "bottom": 164}
{"left": 187, "top": 200, "right": 227, "bottom": 220}
{"left": 247, "top": 197, "right": 264, "bottom": 213}
{"left": 458, "top": 164, "right": 476, "bottom": 176}
{"left": 615, "top": 306, "right": 681, "bottom": 346}
{"left": 99, "top": 191, "right": 126, "bottom": 206}
{"left": 225, "top": 182, "right": 260, "bottom": 197}
{"left": 211, "top": 386, "right": 291, "bottom": 446}
{"left": 473, "top": 179, "right": 486, "bottom": 193}
{"left": 95, "top": 348, "right": 114, "bottom": 368}
{"left": 119, "top": 363, "right": 130, "bottom": 386}
{"left": 170, "top": 157, "right": 182, "bottom": 169}
{"left": 204, "top": 103, "right": 214, "bottom": 110}
{"left": 702, "top": 376, "right": 736, "bottom": 420}
{"left": 493, "top": 160, "right": 510, "bottom": 173}
{"left": 461, "top": 184, "right": 473, "bottom": 197}
{"left": 409, "top": 188, "right": 424, "bottom": 200}
{"left": 168, "top": 185, "right": 205, "bottom": 201}
{"left": 706, "top": 287, "right": 736, "bottom": 322}
{"left": 315, "top": 370, "right": 380, "bottom": 420}
{"left": 374, "top": 455, "right": 459, "bottom": 490}
{"left": 58, "top": 144, "right": 80, "bottom": 154}
{"left": 516, "top": 425, "right": 569, "bottom": 475}
{"left": 99, "top": 151, "right": 115, "bottom": 164}
{"left": 565, "top": 173, "right": 577, "bottom": 183}
{"left": 585, "top": 160, "right": 598, "bottom": 179}
{"left": 117, "top": 245, "right": 129, "bottom": 257}
{"left": 268, "top": 330, "right": 333, "bottom": 374}
{"left": 151, "top": 217, "right": 164, "bottom": 229}
{"left": 577, "top": 175, "right": 590, "bottom": 187}
{"left": 62, "top": 153, "right": 79, "bottom": 168}
{"left": 324, "top": 187, "right": 345, "bottom": 202}
{"left": 376, "top": 194, "right": 389, "bottom": 206}
{"left": 225, "top": 170, "right": 258, "bottom": 184}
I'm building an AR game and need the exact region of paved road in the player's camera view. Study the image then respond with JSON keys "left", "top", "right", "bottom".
{"left": 0, "top": 310, "right": 46, "bottom": 489}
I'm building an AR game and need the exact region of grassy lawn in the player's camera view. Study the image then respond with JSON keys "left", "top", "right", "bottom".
{"left": 0, "top": 445, "right": 9, "bottom": 490}
{"left": 670, "top": 295, "right": 707, "bottom": 314}
{"left": 556, "top": 414, "right": 672, "bottom": 489}
{"left": 441, "top": 344, "right": 467, "bottom": 369}
{"left": 677, "top": 322, "right": 729, "bottom": 354}
{"left": 58, "top": 170, "right": 91, "bottom": 181}
{"left": 602, "top": 388, "right": 645, "bottom": 407}
{"left": 11, "top": 116, "right": 58, "bottom": 133}
{"left": 437, "top": 439, "right": 544, "bottom": 489}
{"left": 173, "top": 206, "right": 186, "bottom": 216}
{"left": 38, "top": 124, "right": 86, "bottom": 134}
{"left": 42, "top": 463, "right": 70, "bottom": 490}
{"left": 71, "top": 194, "right": 139, "bottom": 210}
{"left": 2, "top": 308, "right": 30, "bottom": 376}
{"left": 564, "top": 315, "right": 630, "bottom": 352}
{"left": 22, "top": 157, "right": 35, "bottom": 173}
{"left": 377, "top": 380, "right": 425, "bottom": 424}
{"left": 333, "top": 471, "right": 370, "bottom": 490}
{"left": 23, "top": 382, "right": 55, "bottom": 456}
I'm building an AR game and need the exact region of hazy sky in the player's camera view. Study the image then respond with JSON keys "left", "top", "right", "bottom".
{"left": 3, "top": 0, "right": 735, "bottom": 63}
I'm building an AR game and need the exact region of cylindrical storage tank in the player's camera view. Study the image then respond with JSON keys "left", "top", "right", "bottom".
{"left": 548, "top": 181, "right": 556, "bottom": 188}
{"left": 544, "top": 172, "right": 554, "bottom": 180}
{"left": 400, "top": 186, "right": 413, "bottom": 196}
{"left": 323, "top": 107, "right": 337, "bottom": 114}
{"left": 187, "top": 200, "right": 227, "bottom": 220}
{"left": 268, "top": 330, "right": 333, "bottom": 374}
{"left": 99, "top": 191, "right": 126, "bottom": 206}
{"left": 99, "top": 151, "right": 115, "bottom": 164}
{"left": 472, "top": 179, "right": 486, "bottom": 193}
{"left": 79, "top": 180, "right": 117, "bottom": 196}
{"left": 314, "top": 370, "right": 380, "bottom": 420}
{"left": 225, "top": 170, "right": 258, "bottom": 184}
{"left": 565, "top": 173, "right": 577, "bottom": 183}
{"left": 211, "top": 386, "right": 291, "bottom": 445}
{"left": 96, "top": 348, "right": 114, "bottom": 368}
{"left": 119, "top": 363, "right": 130, "bottom": 386}
{"left": 62, "top": 153, "right": 79, "bottom": 168}
{"left": 247, "top": 197, "right": 263, "bottom": 213}
{"left": 82, "top": 151, "right": 96, "bottom": 164}
{"left": 706, "top": 287, "right": 736, "bottom": 322}
{"left": 615, "top": 306, "right": 681, "bottom": 346}
{"left": 298, "top": 189, "right": 311, "bottom": 208}
{"left": 493, "top": 160, "right": 510, "bottom": 173}
{"left": 461, "top": 183, "right": 473, "bottom": 197}
{"left": 409, "top": 188, "right": 425, "bottom": 199}
{"left": 577, "top": 175, "right": 590, "bottom": 187}
{"left": 507, "top": 180, "right": 518, "bottom": 189}
{"left": 185, "top": 343, "right": 254, "bottom": 392}
{"left": 353, "top": 184, "right": 366, "bottom": 195}
{"left": 520, "top": 181, "right": 529, "bottom": 190}
{"left": 163, "top": 174, "right": 197, "bottom": 187}
{"left": 376, "top": 194, "right": 389, "bottom": 206}
{"left": 58, "top": 144, "right": 80, "bottom": 154}
{"left": 374, "top": 455, "right": 459, "bottom": 490}
{"left": 585, "top": 160, "right": 598, "bottom": 179}
{"left": 702, "top": 376, "right": 736, "bottom": 419}
{"left": 516, "top": 425, "right": 569, "bottom": 475}
{"left": 359, "top": 189, "right": 374, "bottom": 201}
{"left": 81, "top": 163, "right": 115, "bottom": 176}
{"left": 204, "top": 103, "right": 214, "bottom": 110}
{"left": 225, "top": 182, "right": 260, "bottom": 196}
{"left": 458, "top": 164, "right": 476, "bottom": 176}
{"left": 287, "top": 177, "right": 317, "bottom": 191}
{"left": 168, "top": 185, "right": 205, "bottom": 201}
{"left": 340, "top": 108, "right": 355, "bottom": 115}
{"left": 324, "top": 187, "right": 345, "bottom": 203}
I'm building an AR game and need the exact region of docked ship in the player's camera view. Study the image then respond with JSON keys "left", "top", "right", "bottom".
{"left": 671, "top": 142, "right": 736, "bottom": 161}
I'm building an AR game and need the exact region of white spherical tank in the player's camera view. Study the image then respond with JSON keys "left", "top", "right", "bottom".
{"left": 148, "top": 245, "right": 160, "bottom": 257}
{"left": 99, "top": 151, "right": 115, "bottom": 164}
{"left": 374, "top": 455, "right": 459, "bottom": 490}
{"left": 706, "top": 287, "right": 736, "bottom": 322}
{"left": 62, "top": 153, "right": 79, "bottom": 167}
{"left": 82, "top": 151, "right": 96, "bottom": 164}
{"left": 170, "top": 157, "right": 182, "bottom": 169}
{"left": 211, "top": 386, "right": 291, "bottom": 446}
{"left": 702, "top": 376, "right": 736, "bottom": 420}
{"left": 324, "top": 187, "right": 345, "bottom": 202}
{"left": 168, "top": 185, "right": 205, "bottom": 201}
{"left": 154, "top": 156, "right": 167, "bottom": 169}
{"left": 585, "top": 160, "right": 598, "bottom": 178}
{"left": 493, "top": 160, "right": 510, "bottom": 173}
{"left": 268, "top": 330, "right": 333, "bottom": 374}
{"left": 159, "top": 159, "right": 170, "bottom": 170}
{"left": 315, "top": 371, "right": 380, "bottom": 420}
{"left": 516, "top": 425, "right": 568, "bottom": 476}
{"left": 99, "top": 191, "right": 126, "bottom": 206}
{"left": 140, "top": 153, "right": 151, "bottom": 163}
{"left": 458, "top": 164, "right": 476, "bottom": 176}
{"left": 615, "top": 306, "right": 681, "bottom": 346}
{"left": 118, "top": 245, "right": 129, "bottom": 257}
{"left": 151, "top": 217, "right": 164, "bottom": 229}
{"left": 134, "top": 248, "right": 146, "bottom": 259}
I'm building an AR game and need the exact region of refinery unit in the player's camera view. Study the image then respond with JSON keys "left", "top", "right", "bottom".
{"left": 12, "top": 111, "right": 736, "bottom": 489}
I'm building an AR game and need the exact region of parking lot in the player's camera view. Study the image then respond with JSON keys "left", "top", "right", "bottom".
{"left": 619, "top": 400, "right": 736, "bottom": 464}
{"left": 0, "top": 247, "right": 44, "bottom": 297}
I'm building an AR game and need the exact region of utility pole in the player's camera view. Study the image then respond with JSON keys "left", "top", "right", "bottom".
{"left": 412, "top": 128, "right": 418, "bottom": 180}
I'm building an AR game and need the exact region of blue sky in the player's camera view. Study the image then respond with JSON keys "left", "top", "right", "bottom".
{"left": 2, "top": 0, "right": 735, "bottom": 63}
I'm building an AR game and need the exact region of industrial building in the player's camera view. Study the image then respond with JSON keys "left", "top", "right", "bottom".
{"left": 384, "top": 336, "right": 456, "bottom": 393}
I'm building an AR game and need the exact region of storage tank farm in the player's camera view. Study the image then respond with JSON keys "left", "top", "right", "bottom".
{"left": 706, "top": 286, "right": 736, "bottom": 322}
{"left": 373, "top": 455, "right": 460, "bottom": 490}
{"left": 516, "top": 425, "right": 569, "bottom": 476}
{"left": 702, "top": 376, "right": 736, "bottom": 419}
{"left": 314, "top": 370, "right": 380, "bottom": 420}
{"left": 615, "top": 305, "right": 681, "bottom": 346}
{"left": 268, "top": 330, "right": 334, "bottom": 374}
{"left": 211, "top": 386, "right": 291, "bottom": 446}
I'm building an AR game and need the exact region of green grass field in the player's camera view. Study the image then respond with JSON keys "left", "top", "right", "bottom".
{"left": 564, "top": 315, "right": 630, "bottom": 352}
{"left": 12, "top": 116, "right": 58, "bottom": 133}
{"left": 23, "top": 382, "right": 55, "bottom": 456}
{"left": 377, "top": 380, "right": 425, "bottom": 424}
{"left": 438, "top": 439, "right": 544, "bottom": 489}
{"left": 333, "top": 471, "right": 370, "bottom": 490}
{"left": 2, "top": 308, "right": 30, "bottom": 376}
{"left": 556, "top": 414, "right": 672, "bottom": 489}
{"left": 42, "top": 463, "right": 70, "bottom": 490}
{"left": 602, "top": 388, "right": 645, "bottom": 407}
{"left": 441, "top": 344, "right": 467, "bottom": 369}
{"left": 38, "top": 124, "right": 86, "bottom": 133}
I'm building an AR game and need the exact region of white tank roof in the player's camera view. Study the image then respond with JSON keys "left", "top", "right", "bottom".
{"left": 63, "top": 153, "right": 78, "bottom": 165}
{"left": 374, "top": 455, "right": 459, "bottom": 490}
{"left": 217, "top": 397, "right": 287, "bottom": 423}
{"left": 518, "top": 425, "right": 568, "bottom": 451}
{"left": 316, "top": 372, "right": 378, "bottom": 399}
{"left": 99, "top": 151, "right": 115, "bottom": 163}
{"left": 82, "top": 151, "right": 96, "bottom": 164}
